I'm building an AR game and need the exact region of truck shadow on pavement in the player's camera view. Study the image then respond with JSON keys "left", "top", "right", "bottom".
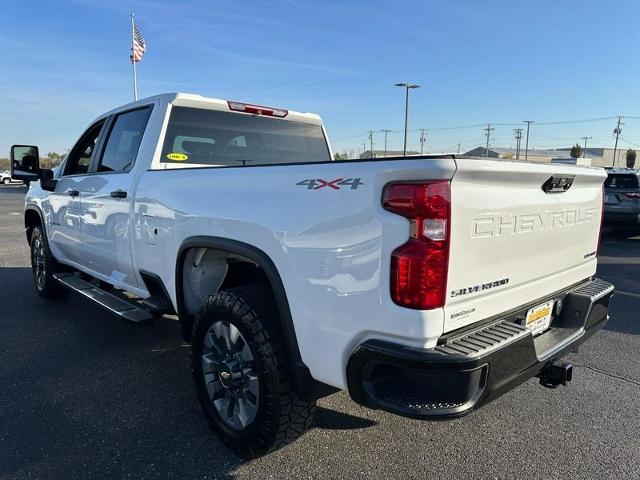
{"left": 0, "top": 267, "right": 375, "bottom": 479}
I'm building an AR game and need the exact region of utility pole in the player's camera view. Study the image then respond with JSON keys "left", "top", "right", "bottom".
{"left": 457, "top": 143, "right": 461, "bottom": 154}
{"left": 380, "top": 129, "right": 391, "bottom": 157}
{"left": 361, "top": 143, "right": 367, "bottom": 155}
{"left": 484, "top": 123, "right": 494, "bottom": 157}
{"left": 580, "top": 136, "right": 592, "bottom": 158}
{"left": 419, "top": 129, "right": 427, "bottom": 155}
{"left": 395, "top": 83, "right": 420, "bottom": 156}
{"left": 513, "top": 128, "right": 523, "bottom": 159}
{"left": 612, "top": 116, "right": 623, "bottom": 166}
{"left": 523, "top": 120, "right": 534, "bottom": 161}
{"left": 368, "top": 131, "right": 375, "bottom": 158}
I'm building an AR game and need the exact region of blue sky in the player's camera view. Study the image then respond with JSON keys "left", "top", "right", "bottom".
{"left": 2, "top": 0, "right": 640, "bottom": 157}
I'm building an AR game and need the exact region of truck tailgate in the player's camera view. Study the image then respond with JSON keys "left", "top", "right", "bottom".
{"left": 444, "top": 159, "right": 606, "bottom": 332}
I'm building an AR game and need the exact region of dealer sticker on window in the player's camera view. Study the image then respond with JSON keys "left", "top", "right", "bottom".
{"left": 525, "top": 301, "right": 554, "bottom": 336}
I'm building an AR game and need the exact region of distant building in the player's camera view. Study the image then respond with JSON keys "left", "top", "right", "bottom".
{"left": 550, "top": 157, "right": 593, "bottom": 167}
{"left": 461, "top": 146, "right": 627, "bottom": 165}
{"left": 463, "top": 147, "right": 501, "bottom": 158}
{"left": 556, "top": 147, "right": 633, "bottom": 167}
{"left": 359, "top": 150, "right": 421, "bottom": 159}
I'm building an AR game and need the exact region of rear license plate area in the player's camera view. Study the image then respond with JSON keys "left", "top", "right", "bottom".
{"left": 525, "top": 301, "right": 554, "bottom": 336}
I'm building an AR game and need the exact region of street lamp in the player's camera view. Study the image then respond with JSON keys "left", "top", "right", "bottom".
{"left": 395, "top": 82, "right": 420, "bottom": 156}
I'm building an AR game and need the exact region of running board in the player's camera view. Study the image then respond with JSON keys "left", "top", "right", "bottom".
{"left": 53, "top": 273, "right": 154, "bottom": 325}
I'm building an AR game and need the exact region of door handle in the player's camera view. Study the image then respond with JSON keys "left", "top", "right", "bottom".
{"left": 110, "top": 190, "right": 127, "bottom": 199}
{"left": 66, "top": 189, "right": 79, "bottom": 197}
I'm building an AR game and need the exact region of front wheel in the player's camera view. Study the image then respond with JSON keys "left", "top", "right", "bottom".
{"left": 191, "top": 286, "right": 316, "bottom": 457}
{"left": 30, "top": 226, "right": 68, "bottom": 299}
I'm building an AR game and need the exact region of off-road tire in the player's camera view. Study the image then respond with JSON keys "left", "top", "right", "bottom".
{"left": 29, "top": 226, "right": 68, "bottom": 299}
{"left": 191, "top": 286, "right": 316, "bottom": 457}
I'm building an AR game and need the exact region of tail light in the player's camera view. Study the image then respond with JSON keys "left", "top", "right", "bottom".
{"left": 597, "top": 185, "right": 604, "bottom": 256}
{"left": 383, "top": 181, "right": 451, "bottom": 310}
{"left": 622, "top": 192, "right": 640, "bottom": 199}
{"left": 227, "top": 101, "right": 288, "bottom": 117}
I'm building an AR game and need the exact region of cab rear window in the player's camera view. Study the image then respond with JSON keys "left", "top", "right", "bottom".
{"left": 604, "top": 174, "right": 639, "bottom": 189}
{"left": 160, "top": 107, "right": 330, "bottom": 167}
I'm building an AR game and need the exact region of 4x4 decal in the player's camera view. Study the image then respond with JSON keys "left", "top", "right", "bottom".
{"left": 296, "top": 178, "right": 364, "bottom": 190}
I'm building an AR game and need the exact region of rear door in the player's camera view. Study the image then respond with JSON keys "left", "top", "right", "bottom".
{"left": 80, "top": 106, "right": 153, "bottom": 288}
{"left": 444, "top": 159, "right": 605, "bottom": 332}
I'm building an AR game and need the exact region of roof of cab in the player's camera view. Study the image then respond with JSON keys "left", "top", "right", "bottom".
{"left": 102, "top": 92, "right": 323, "bottom": 126}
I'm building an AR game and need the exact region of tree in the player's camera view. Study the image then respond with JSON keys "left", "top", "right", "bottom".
{"left": 626, "top": 149, "right": 637, "bottom": 169}
{"left": 570, "top": 143, "right": 582, "bottom": 159}
{"left": 45, "top": 152, "right": 64, "bottom": 168}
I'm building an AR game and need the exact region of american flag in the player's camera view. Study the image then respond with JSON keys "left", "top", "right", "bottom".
{"left": 131, "top": 22, "right": 146, "bottom": 63}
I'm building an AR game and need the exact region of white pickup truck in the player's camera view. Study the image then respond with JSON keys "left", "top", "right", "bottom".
{"left": 12, "top": 93, "right": 614, "bottom": 457}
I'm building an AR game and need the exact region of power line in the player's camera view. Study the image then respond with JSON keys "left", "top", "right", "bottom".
{"left": 533, "top": 116, "right": 617, "bottom": 126}
{"left": 332, "top": 115, "right": 625, "bottom": 143}
{"left": 620, "top": 137, "right": 640, "bottom": 148}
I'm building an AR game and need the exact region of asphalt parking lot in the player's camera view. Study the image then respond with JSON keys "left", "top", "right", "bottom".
{"left": 1, "top": 183, "right": 639, "bottom": 480}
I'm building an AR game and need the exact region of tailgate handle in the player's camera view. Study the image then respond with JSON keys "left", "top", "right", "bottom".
{"left": 542, "top": 175, "right": 574, "bottom": 193}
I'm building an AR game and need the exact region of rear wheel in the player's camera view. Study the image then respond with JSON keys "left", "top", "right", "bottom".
{"left": 30, "top": 226, "right": 68, "bottom": 299}
{"left": 191, "top": 286, "right": 315, "bottom": 457}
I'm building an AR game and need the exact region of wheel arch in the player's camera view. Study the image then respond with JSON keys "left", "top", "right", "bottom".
{"left": 24, "top": 205, "right": 46, "bottom": 244}
{"left": 176, "top": 236, "right": 320, "bottom": 399}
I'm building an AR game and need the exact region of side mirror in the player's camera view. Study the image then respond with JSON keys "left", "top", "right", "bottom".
{"left": 40, "top": 168, "right": 57, "bottom": 192}
{"left": 10, "top": 145, "right": 41, "bottom": 182}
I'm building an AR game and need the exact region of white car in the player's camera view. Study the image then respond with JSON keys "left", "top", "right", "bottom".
{"left": 12, "top": 93, "right": 613, "bottom": 456}
{"left": 1, "top": 170, "right": 23, "bottom": 184}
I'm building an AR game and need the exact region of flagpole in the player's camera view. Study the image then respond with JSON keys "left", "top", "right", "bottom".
{"left": 131, "top": 13, "right": 138, "bottom": 101}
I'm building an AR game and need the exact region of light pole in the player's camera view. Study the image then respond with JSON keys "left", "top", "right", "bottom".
{"left": 523, "top": 120, "right": 534, "bottom": 161}
{"left": 395, "top": 82, "right": 420, "bottom": 156}
{"left": 380, "top": 129, "right": 391, "bottom": 157}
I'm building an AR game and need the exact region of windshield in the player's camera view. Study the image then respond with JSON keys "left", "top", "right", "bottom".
{"left": 604, "top": 174, "right": 639, "bottom": 189}
{"left": 160, "top": 106, "right": 330, "bottom": 167}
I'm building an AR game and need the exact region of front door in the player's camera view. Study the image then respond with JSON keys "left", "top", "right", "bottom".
{"left": 80, "top": 106, "right": 153, "bottom": 288}
{"left": 47, "top": 120, "right": 106, "bottom": 266}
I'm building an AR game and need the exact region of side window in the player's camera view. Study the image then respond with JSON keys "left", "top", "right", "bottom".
{"left": 97, "top": 107, "right": 152, "bottom": 173}
{"left": 64, "top": 121, "right": 105, "bottom": 176}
